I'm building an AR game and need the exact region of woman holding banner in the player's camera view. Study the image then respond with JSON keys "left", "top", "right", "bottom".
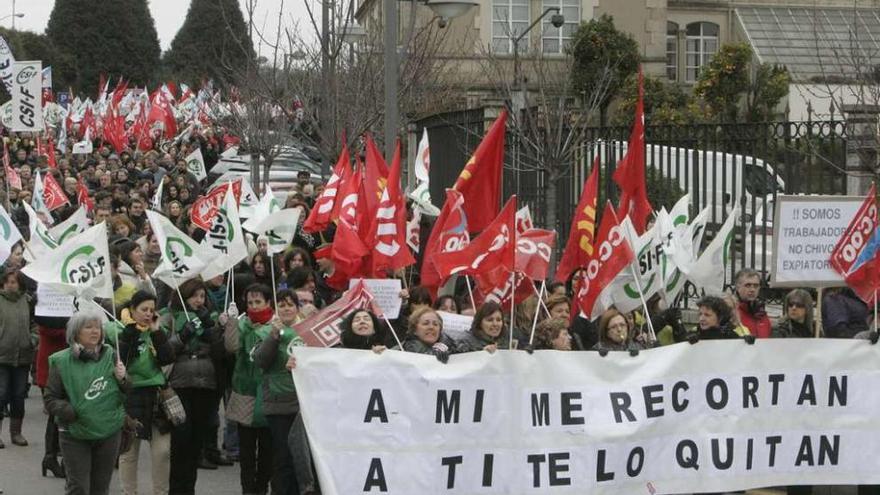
{"left": 772, "top": 290, "right": 816, "bottom": 339}
{"left": 395, "top": 307, "right": 457, "bottom": 362}
{"left": 253, "top": 289, "right": 307, "bottom": 495}
{"left": 339, "top": 309, "right": 387, "bottom": 351}
{"left": 456, "top": 302, "right": 510, "bottom": 352}
{"left": 593, "top": 308, "right": 640, "bottom": 353}
{"left": 159, "top": 279, "right": 224, "bottom": 494}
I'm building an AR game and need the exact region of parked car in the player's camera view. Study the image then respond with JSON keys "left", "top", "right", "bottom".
{"left": 207, "top": 145, "right": 324, "bottom": 194}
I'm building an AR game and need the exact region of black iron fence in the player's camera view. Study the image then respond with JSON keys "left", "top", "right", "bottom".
{"left": 418, "top": 113, "right": 849, "bottom": 287}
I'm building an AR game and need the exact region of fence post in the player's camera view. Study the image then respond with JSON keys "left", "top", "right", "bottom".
{"left": 842, "top": 104, "right": 880, "bottom": 195}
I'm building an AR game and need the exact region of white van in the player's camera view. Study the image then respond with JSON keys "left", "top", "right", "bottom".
{"left": 597, "top": 141, "right": 785, "bottom": 226}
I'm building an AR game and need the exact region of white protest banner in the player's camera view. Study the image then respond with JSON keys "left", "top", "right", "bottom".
{"left": 437, "top": 310, "right": 473, "bottom": 334}
{"left": 11, "top": 61, "right": 43, "bottom": 132}
{"left": 294, "top": 341, "right": 880, "bottom": 495}
{"left": 348, "top": 278, "right": 403, "bottom": 319}
{"left": 771, "top": 195, "right": 863, "bottom": 287}
{"left": 35, "top": 284, "right": 76, "bottom": 317}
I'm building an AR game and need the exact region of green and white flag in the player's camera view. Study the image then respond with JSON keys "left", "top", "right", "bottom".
{"left": 242, "top": 185, "right": 281, "bottom": 232}
{"left": 151, "top": 178, "right": 164, "bottom": 211}
{"left": 238, "top": 177, "right": 260, "bottom": 219}
{"left": 0, "top": 204, "right": 23, "bottom": 264}
{"left": 408, "top": 129, "right": 440, "bottom": 216}
{"left": 49, "top": 206, "right": 88, "bottom": 245}
{"left": 147, "top": 210, "right": 211, "bottom": 289}
{"left": 687, "top": 206, "right": 740, "bottom": 296}
{"left": 185, "top": 147, "right": 207, "bottom": 181}
{"left": 666, "top": 206, "right": 710, "bottom": 275}
{"left": 23, "top": 203, "right": 58, "bottom": 262}
{"left": 200, "top": 182, "right": 248, "bottom": 280}
{"left": 657, "top": 195, "right": 698, "bottom": 303}
{"left": 608, "top": 220, "right": 662, "bottom": 314}
{"left": 22, "top": 222, "right": 113, "bottom": 299}
{"left": 251, "top": 208, "right": 301, "bottom": 255}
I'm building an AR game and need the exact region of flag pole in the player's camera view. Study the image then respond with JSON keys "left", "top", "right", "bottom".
{"left": 370, "top": 293, "right": 403, "bottom": 349}
{"left": 528, "top": 281, "right": 546, "bottom": 347}
{"left": 874, "top": 290, "right": 878, "bottom": 334}
{"left": 628, "top": 263, "right": 657, "bottom": 343}
{"left": 173, "top": 276, "right": 192, "bottom": 323}
{"left": 508, "top": 271, "right": 516, "bottom": 350}
{"left": 815, "top": 287, "right": 823, "bottom": 338}
{"left": 269, "top": 254, "right": 278, "bottom": 310}
{"left": 464, "top": 276, "right": 476, "bottom": 311}
{"left": 531, "top": 282, "right": 551, "bottom": 318}
{"left": 89, "top": 298, "right": 122, "bottom": 360}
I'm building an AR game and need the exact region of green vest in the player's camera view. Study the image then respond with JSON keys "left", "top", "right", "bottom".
{"left": 49, "top": 346, "right": 125, "bottom": 441}
{"left": 232, "top": 318, "right": 265, "bottom": 397}
{"left": 104, "top": 322, "right": 166, "bottom": 388}
{"left": 254, "top": 324, "right": 304, "bottom": 400}
{"left": 159, "top": 308, "right": 211, "bottom": 354}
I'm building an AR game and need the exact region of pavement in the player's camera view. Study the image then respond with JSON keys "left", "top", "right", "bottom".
{"left": 0, "top": 391, "right": 239, "bottom": 494}
{"left": 0, "top": 388, "right": 862, "bottom": 494}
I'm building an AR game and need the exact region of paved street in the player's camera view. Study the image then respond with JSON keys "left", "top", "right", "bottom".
{"left": 0, "top": 391, "right": 239, "bottom": 494}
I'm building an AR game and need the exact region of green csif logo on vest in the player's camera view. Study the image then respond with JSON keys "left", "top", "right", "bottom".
{"left": 61, "top": 246, "right": 107, "bottom": 285}
{"left": 165, "top": 236, "right": 194, "bottom": 274}
{"left": 84, "top": 376, "right": 109, "bottom": 400}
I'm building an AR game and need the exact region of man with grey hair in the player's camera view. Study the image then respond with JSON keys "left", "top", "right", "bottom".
{"left": 734, "top": 268, "right": 771, "bottom": 339}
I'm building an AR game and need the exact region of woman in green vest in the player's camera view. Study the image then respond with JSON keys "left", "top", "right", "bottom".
{"left": 252, "top": 289, "right": 305, "bottom": 495}
{"left": 106, "top": 290, "right": 175, "bottom": 495}
{"left": 221, "top": 283, "right": 274, "bottom": 495}
{"left": 44, "top": 307, "right": 129, "bottom": 495}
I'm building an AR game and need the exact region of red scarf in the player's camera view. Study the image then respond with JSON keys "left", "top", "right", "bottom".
{"left": 247, "top": 307, "right": 274, "bottom": 325}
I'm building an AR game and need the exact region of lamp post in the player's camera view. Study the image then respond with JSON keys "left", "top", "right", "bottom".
{"left": 511, "top": 7, "right": 563, "bottom": 111}
{"left": 383, "top": 0, "right": 477, "bottom": 158}
{"left": 1, "top": 12, "right": 24, "bottom": 28}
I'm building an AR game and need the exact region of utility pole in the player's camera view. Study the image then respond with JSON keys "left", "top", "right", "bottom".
{"left": 383, "top": 0, "right": 399, "bottom": 159}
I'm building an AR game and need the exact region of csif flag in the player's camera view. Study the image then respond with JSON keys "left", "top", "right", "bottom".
{"left": 185, "top": 147, "right": 207, "bottom": 181}
{"left": 23, "top": 202, "right": 58, "bottom": 262}
{"left": 453, "top": 110, "right": 507, "bottom": 233}
{"left": 49, "top": 206, "right": 89, "bottom": 245}
{"left": 687, "top": 206, "right": 740, "bottom": 296}
{"left": 0, "top": 204, "right": 23, "bottom": 265}
{"left": 22, "top": 222, "right": 113, "bottom": 299}
{"left": 250, "top": 208, "right": 302, "bottom": 256}
{"left": 147, "top": 210, "right": 211, "bottom": 289}
{"left": 199, "top": 182, "right": 248, "bottom": 280}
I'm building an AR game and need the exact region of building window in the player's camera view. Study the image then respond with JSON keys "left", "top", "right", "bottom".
{"left": 666, "top": 21, "right": 679, "bottom": 81}
{"left": 541, "top": 0, "right": 580, "bottom": 54}
{"left": 685, "top": 21, "right": 719, "bottom": 82}
{"left": 492, "top": 0, "right": 530, "bottom": 54}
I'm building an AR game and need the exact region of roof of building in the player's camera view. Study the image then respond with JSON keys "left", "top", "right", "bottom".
{"left": 736, "top": 6, "right": 880, "bottom": 81}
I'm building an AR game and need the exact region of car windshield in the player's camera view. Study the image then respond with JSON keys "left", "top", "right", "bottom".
{"left": 743, "top": 163, "right": 779, "bottom": 196}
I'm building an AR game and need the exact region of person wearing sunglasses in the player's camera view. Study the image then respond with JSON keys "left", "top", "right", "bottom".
{"left": 772, "top": 289, "right": 815, "bottom": 339}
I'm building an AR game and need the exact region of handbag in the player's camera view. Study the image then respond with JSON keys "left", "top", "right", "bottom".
{"left": 157, "top": 386, "right": 187, "bottom": 426}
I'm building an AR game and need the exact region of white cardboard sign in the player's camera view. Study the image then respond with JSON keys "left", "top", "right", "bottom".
{"left": 771, "top": 195, "right": 863, "bottom": 287}
{"left": 348, "top": 278, "right": 403, "bottom": 319}
{"left": 11, "top": 60, "right": 43, "bottom": 132}
{"left": 35, "top": 284, "right": 77, "bottom": 317}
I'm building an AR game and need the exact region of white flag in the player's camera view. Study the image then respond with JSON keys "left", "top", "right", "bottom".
{"left": 408, "top": 182, "right": 440, "bottom": 216}
{"left": 242, "top": 185, "right": 281, "bottom": 233}
{"left": 32, "top": 170, "right": 53, "bottom": 221}
{"left": 49, "top": 207, "right": 89, "bottom": 245}
{"left": 151, "top": 178, "right": 164, "bottom": 211}
{"left": 11, "top": 61, "right": 42, "bottom": 132}
{"left": 185, "top": 148, "right": 207, "bottom": 181}
{"left": 200, "top": 183, "right": 248, "bottom": 280}
{"left": 0, "top": 36, "right": 15, "bottom": 93}
{"left": 147, "top": 210, "right": 211, "bottom": 289}
{"left": 0, "top": 204, "right": 23, "bottom": 264}
{"left": 667, "top": 206, "right": 710, "bottom": 275}
{"left": 688, "top": 206, "right": 740, "bottom": 296}
{"left": 406, "top": 207, "right": 421, "bottom": 253}
{"left": 251, "top": 209, "right": 301, "bottom": 255}
{"left": 608, "top": 220, "right": 662, "bottom": 314}
{"left": 237, "top": 177, "right": 259, "bottom": 219}
{"left": 220, "top": 146, "right": 239, "bottom": 159}
{"left": 22, "top": 222, "right": 113, "bottom": 299}
{"left": 414, "top": 128, "right": 430, "bottom": 182}
{"left": 23, "top": 203, "right": 58, "bottom": 262}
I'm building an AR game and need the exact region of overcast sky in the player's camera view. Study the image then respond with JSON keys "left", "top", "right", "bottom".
{"left": 5, "top": 0, "right": 313, "bottom": 53}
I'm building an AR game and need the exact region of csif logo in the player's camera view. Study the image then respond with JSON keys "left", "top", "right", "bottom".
{"left": 15, "top": 65, "right": 38, "bottom": 85}
{"left": 84, "top": 376, "right": 108, "bottom": 400}
{"left": 187, "top": 158, "right": 201, "bottom": 174}
{"left": 165, "top": 237, "right": 193, "bottom": 274}
{"left": 61, "top": 246, "right": 107, "bottom": 285}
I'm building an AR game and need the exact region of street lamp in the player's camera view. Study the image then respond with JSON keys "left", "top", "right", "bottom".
{"left": 9, "top": 0, "right": 24, "bottom": 30}
{"left": 383, "top": 0, "right": 477, "bottom": 158}
{"left": 511, "top": 7, "right": 564, "bottom": 111}
{"left": 0, "top": 13, "right": 24, "bottom": 28}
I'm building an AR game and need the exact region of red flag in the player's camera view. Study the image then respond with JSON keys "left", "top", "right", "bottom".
{"left": 556, "top": 158, "right": 599, "bottom": 283}
{"left": 434, "top": 196, "right": 516, "bottom": 279}
{"left": 76, "top": 178, "right": 94, "bottom": 213}
{"left": 191, "top": 180, "right": 243, "bottom": 230}
{"left": 147, "top": 91, "right": 177, "bottom": 139}
{"left": 453, "top": 110, "right": 507, "bottom": 233}
{"left": 612, "top": 67, "right": 652, "bottom": 234}
{"left": 46, "top": 137, "right": 58, "bottom": 168}
{"left": 370, "top": 141, "right": 416, "bottom": 275}
{"left": 292, "top": 280, "right": 385, "bottom": 347}
{"left": 830, "top": 183, "right": 878, "bottom": 277}
{"left": 328, "top": 219, "right": 370, "bottom": 288}
{"left": 363, "top": 135, "right": 389, "bottom": 216}
{"left": 335, "top": 165, "right": 361, "bottom": 227}
{"left": 575, "top": 203, "right": 635, "bottom": 319}
{"left": 3, "top": 143, "right": 21, "bottom": 190}
{"left": 516, "top": 228, "right": 556, "bottom": 281}
{"left": 43, "top": 172, "right": 71, "bottom": 211}
{"left": 420, "top": 189, "right": 470, "bottom": 296}
{"left": 79, "top": 106, "right": 96, "bottom": 140}
{"left": 304, "top": 142, "right": 350, "bottom": 233}
{"left": 475, "top": 267, "right": 532, "bottom": 307}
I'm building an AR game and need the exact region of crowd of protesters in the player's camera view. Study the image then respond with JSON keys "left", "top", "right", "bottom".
{"left": 0, "top": 124, "right": 878, "bottom": 495}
